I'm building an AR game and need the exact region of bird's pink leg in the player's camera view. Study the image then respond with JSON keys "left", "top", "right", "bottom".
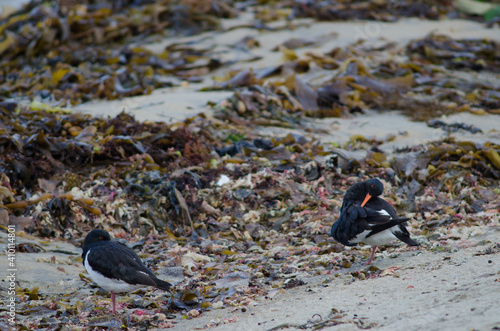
{"left": 111, "top": 292, "right": 116, "bottom": 314}
{"left": 365, "top": 246, "right": 378, "bottom": 265}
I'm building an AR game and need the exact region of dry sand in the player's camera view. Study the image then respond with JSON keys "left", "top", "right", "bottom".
{"left": 3, "top": 12, "right": 500, "bottom": 331}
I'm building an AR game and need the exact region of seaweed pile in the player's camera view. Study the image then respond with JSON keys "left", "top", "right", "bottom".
{"left": 214, "top": 34, "right": 500, "bottom": 124}
{"left": 0, "top": 0, "right": 495, "bottom": 108}
{"left": 0, "top": 0, "right": 234, "bottom": 104}
{"left": 289, "top": 0, "right": 457, "bottom": 22}
{"left": 407, "top": 34, "right": 500, "bottom": 72}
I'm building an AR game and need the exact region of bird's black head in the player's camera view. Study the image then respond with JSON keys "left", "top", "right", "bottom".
{"left": 364, "top": 178, "right": 384, "bottom": 197}
{"left": 344, "top": 178, "right": 384, "bottom": 202}
{"left": 83, "top": 229, "right": 111, "bottom": 249}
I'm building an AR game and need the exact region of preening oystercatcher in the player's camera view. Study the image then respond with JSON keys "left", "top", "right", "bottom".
{"left": 82, "top": 229, "right": 171, "bottom": 313}
{"left": 330, "top": 178, "right": 418, "bottom": 264}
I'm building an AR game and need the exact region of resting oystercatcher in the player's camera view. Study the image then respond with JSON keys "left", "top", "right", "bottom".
{"left": 330, "top": 178, "right": 418, "bottom": 264}
{"left": 82, "top": 229, "right": 171, "bottom": 313}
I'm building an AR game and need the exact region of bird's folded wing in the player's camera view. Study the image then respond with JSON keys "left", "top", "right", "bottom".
{"left": 363, "top": 207, "right": 393, "bottom": 224}
{"left": 369, "top": 217, "right": 411, "bottom": 236}
{"left": 88, "top": 245, "right": 158, "bottom": 286}
{"left": 332, "top": 202, "right": 401, "bottom": 244}
{"left": 331, "top": 203, "right": 369, "bottom": 245}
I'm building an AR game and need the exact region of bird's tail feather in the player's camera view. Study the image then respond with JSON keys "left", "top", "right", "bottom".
{"left": 154, "top": 278, "right": 172, "bottom": 291}
{"left": 394, "top": 231, "right": 419, "bottom": 246}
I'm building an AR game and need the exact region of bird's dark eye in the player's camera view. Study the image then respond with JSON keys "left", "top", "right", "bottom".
{"left": 371, "top": 185, "right": 374, "bottom": 189}
{"left": 99, "top": 236, "right": 103, "bottom": 239}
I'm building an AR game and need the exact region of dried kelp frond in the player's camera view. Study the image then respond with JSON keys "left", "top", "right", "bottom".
{"left": 291, "top": 0, "right": 459, "bottom": 22}
{"left": 407, "top": 34, "right": 500, "bottom": 73}
{"left": 0, "top": 0, "right": 235, "bottom": 105}
{"left": 216, "top": 36, "right": 500, "bottom": 123}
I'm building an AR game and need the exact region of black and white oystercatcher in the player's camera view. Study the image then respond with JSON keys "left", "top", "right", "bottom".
{"left": 330, "top": 178, "right": 418, "bottom": 264}
{"left": 82, "top": 229, "right": 172, "bottom": 313}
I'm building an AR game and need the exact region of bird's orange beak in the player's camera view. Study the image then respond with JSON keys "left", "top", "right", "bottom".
{"left": 361, "top": 193, "right": 372, "bottom": 207}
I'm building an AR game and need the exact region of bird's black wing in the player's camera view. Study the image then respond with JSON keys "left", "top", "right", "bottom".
{"left": 87, "top": 242, "right": 171, "bottom": 290}
{"left": 331, "top": 201, "right": 389, "bottom": 245}
{"left": 364, "top": 198, "right": 418, "bottom": 245}
{"left": 367, "top": 217, "right": 410, "bottom": 235}
{"left": 363, "top": 207, "right": 396, "bottom": 224}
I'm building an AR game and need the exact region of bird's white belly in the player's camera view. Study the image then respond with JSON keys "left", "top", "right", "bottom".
{"left": 84, "top": 251, "right": 145, "bottom": 293}
{"left": 350, "top": 230, "right": 372, "bottom": 244}
{"left": 362, "top": 226, "right": 399, "bottom": 246}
